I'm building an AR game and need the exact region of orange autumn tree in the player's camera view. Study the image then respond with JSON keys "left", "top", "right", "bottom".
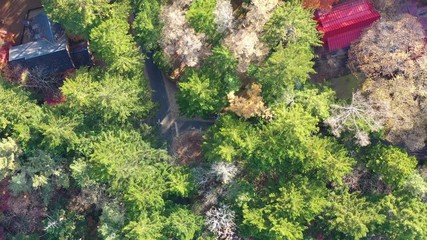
{"left": 303, "top": 0, "right": 339, "bottom": 10}
{"left": 226, "top": 83, "right": 272, "bottom": 120}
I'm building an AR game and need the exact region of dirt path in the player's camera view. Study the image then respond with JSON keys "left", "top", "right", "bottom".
{"left": 144, "top": 56, "right": 214, "bottom": 149}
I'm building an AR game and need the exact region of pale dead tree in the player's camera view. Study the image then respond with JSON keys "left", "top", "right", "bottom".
{"left": 360, "top": 76, "right": 427, "bottom": 151}
{"left": 160, "top": 1, "right": 210, "bottom": 71}
{"left": 403, "top": 171, "right": 427, "bottom": 202}
{"left": 214, "top": 0, "right": 234, "bottom": 33}
{"left": 373, "top": 0, "right": 405, "bottom": 18}
{"left": 223, "top": 0, "right": 278, "bottom": 72}
{"left": 5, "top": 65, "right": 60, "bottom": 94}
{"left": 242, "top": 0, "right": 279, "bottom": 31}
{"left": 24, "top": 66, "right": 60, "bottom": 93}
{"left": 349, "top": 14, "right": 427, "bottom": 79}
{"left": 211, "top": 161, "right": 239, "bottom": 185}
{"left": 205, "top": 205, "right": 237, "bottom": 240}
{"left": 348, "top": 14, "right": 427, "bottom": 150}
{"left": 193, "top": 162, "right": 240, "bottom": 209}
{"left": 173, "top": 0, "right": 194, "bottom": 8}
{"left": 325, "top": 92, "right": 383, "bottom": 146}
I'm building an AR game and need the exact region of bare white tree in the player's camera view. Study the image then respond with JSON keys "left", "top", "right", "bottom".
{"left": 206, "top": 205, "right": 237, "bottom": 240}
{"left": 160, "top": 1, "right": 210, "bottom": 68}
{"left": 223, "top": 0, "right": 278, "bottom": 72}
{"left": 214, "top": 0, "right": 234, "bottom": 33}
{"left": 325, "top": 92, "right": 383, "bottom": 146}
{"left": 211, "top": 161, "right": 239, "bottom": 185}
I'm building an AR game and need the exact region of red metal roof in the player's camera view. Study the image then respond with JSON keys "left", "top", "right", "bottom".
{"left": 326, "top": 27, "right": 364, "bottom": 51}
{"left": 315, "top": 0, "right": 380, "bottom": 51}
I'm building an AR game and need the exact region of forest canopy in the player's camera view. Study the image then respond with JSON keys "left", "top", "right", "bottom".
{"left": 0, "top": 0, "right": 426, "bottom": 239}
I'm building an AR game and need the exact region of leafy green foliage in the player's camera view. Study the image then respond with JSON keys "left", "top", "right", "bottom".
{"left": 0, "top": 80, "right": 42, "bottom": 143}
{"left": 132, "top": 0, "right": 164, "bottom": 52}
{"left": 124, "top": 212, "right": 165, "bottom": 240}
{"left": 2, "top": 1, "right": 425, "bottom": 239}
{"left": 262, "top": 0, "right": 321, "bottom": 49}
{"left": 42, "top": 0, "right": 113, "bottom": 37}
{"left": 8, "top": 150, "right": 69, "bottom": 196}
{"left": 177, "top": 45, "right": 240, "bottom": 118}
{"left": 253, "top": 1, "right": 321, "bottom": 105}
{"left": 0, "top": 137, "right": 21, "bottom": 180}
{"left": 366, "top": 144, "right": 417, "bottom": 187}
{"left": 378, "top": 195, "right": 427, "bottom": 239}
{"left": 403, "top": 171, "right": 427, "bottom": 201}
{"left": 163, "top": 207, "right": 204, "bottom": 240}
{"left": 205, "top": 102, "right": 354, "bottom": 182}
{"left": 44, "top": 209, "right": 87, "bottom": 240}
{"left": 89, "top": 16, "right": 144, "bottom": 76}
{"left": 286, "top": 86, "right": 335, "bottom": 120}
{"left": 256, "top": 44, "right": 317, "bottom": 104}
{"left": 38, "top": 110, "right": 81, "bottom": 151}
{"left": 70, "top": 158, "right": 98, "bottom": 188}
{"left": 98, "top": 201, "right": 126, "bottom": 240}
{"left": 186, "top": 0, "right": 220, "bottom": 42}
{"left": 242, "top": 178, "right": 327, "bottom": 239}
{"left": 323, "top": 191, "right": 383, "bottom": 239}
{"left": 89, "top": 129, "right": 170, "bottom": 198}
{"left": 60, "top": 68, "right": 153, "bottom": 124}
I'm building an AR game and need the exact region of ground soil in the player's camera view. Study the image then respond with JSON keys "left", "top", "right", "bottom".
{"left": 0, "top": 0, "right": 42, "bottom": 44}
{"left": 172, "top": 130, "right": 204, "bottom": 166}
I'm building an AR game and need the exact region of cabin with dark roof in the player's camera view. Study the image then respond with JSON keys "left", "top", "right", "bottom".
{"left": 315, "top": 0, "right": 381, "bottom": 51}
{"left": 8, "top": 8, "right": 92, "bottom": 75}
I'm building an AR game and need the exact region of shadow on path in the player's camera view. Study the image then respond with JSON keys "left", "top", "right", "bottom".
{"left": 144, "top": 56, "right": 214, "bottom": 149}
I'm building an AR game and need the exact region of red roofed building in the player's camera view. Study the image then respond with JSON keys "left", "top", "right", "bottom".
{"left": 315, "top": 0, "right": 380, "bottom": 51}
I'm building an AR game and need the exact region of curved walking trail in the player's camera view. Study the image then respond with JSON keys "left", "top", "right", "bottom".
{"left": 145, "top": 57, "right": 214, "bottom": 148}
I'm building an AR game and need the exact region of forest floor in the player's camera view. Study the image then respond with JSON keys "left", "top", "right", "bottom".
{"left": 0, "top": 0, "right": 42, "bottom": 44}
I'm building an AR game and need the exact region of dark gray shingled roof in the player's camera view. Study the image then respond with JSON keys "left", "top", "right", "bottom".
{"left": 8, "top": 10, "right": 74, "bottom": 74}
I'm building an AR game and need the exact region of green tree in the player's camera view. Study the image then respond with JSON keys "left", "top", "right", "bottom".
{"left": 0, "top": 80, "right": 42, "bottom": 143}
{"left": 42, "top": 0, "right": 113, "bottom": 37}
{"left": 177, "top": 45, "right": 240, "bottom": 118}
{"left": 378, "top": 194, "right": 427, "bottom": 239}
{"left": 163, "top": 207, "right": 204, "bottom": 240}
{"left": 366, "top": 144, "right": 417, "bottom": 187}
{"left": 124, "top": 212, "right": 165, "bottom": 240}
{"left": 132, "top": 0, "right": 164, "bottom": 51}
{"left": 60, "top": 68, "right": 153, "bottom": 125}
{"left": 98, "top": 200, "right": 126, "bottom": 240}
{"left": 323, "top": 191, "right": 383, "bottom": 239}
{"left": 89, "top": 15, "right": 144, "bottom": 76}
{"left": 37, "top": 109, "right": 81, "bottom": 152}
{"left": 0, "top": 137, "right": 21, "bottom": 180}
{"left": 44, "top": 209, "right": 87, "bottom": 240}
{"left": 242, "top": 178, "right": 328, "bottom": 239}
{"left": 255, "top": 44, "right": 317, "bottom": 104}
{"left": 403, "top": 171, "right": 427, "bottom": 201}
{"left": 262, "top": 0, "right": 321, "bottom": 49}
{"left": 186, "top": 0, "right": 220, "bottom": 42}
{"left": 9, "top": 150, "right": 69, "bottom": 198}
